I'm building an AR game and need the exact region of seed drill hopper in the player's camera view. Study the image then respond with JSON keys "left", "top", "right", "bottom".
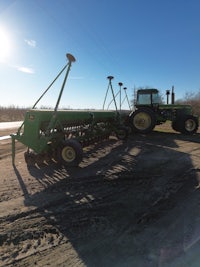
{"left": 11, "top": 53, "right": 130, "bottom": 167}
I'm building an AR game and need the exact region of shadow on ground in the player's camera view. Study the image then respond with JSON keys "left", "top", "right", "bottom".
{"left": 12, "top": 132, "right": 200, "bottom": 267}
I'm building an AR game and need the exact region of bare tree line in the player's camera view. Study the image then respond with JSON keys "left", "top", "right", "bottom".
{"left": 176, "top": 90, "right": 200, "bottom": 116}
{"left": 0, "top": 106, "right": 29, "bottom": 122}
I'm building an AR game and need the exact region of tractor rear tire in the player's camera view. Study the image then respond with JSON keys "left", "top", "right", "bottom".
{"left": 58, "top": 139, "right": 83, "bottom": 166}
{"left": 129, "top": 108, "right": 156, "bottom": 134}
{"left": 179, "top": 115, "right": 198, "bottom": 135}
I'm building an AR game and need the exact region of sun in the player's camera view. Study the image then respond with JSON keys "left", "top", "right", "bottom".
{"left": 0, "top": 26, "right": 12, "bottom": 62}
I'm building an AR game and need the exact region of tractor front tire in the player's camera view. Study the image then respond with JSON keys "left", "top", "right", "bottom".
{"left": 58, "top": 139, "right": 83, "bottom": 167}
{"left": 129, "top": 108, "right": 156, "bottom": 134}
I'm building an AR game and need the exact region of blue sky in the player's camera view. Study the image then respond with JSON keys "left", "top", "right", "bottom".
{"left": 0, "top": 0, "right": 200, "bottom": 109}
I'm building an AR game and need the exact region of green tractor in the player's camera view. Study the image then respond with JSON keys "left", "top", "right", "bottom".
{"left": 129, "top": 88, "right": 199, "bottom": 134}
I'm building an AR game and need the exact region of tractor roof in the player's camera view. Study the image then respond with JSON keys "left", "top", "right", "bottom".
{"left": 137, "top": 88, "right": 159, "bottom": 94}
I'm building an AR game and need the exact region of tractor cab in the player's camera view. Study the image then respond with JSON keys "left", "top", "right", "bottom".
{"left": 136, "top": 89, "right": 161, "bottom": 107}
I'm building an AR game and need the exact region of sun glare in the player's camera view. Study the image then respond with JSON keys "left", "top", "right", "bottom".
{"left": 0, "top": 26, "right": 12, "bottom": 62}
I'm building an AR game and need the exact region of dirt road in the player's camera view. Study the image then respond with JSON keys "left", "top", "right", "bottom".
{"left": 1, "top": 126, "right": 200, "bottom": 266}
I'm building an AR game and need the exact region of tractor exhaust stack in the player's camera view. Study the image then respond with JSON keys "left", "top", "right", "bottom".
{"left": 171, "top": 86, "right": 175, "bottom": 104}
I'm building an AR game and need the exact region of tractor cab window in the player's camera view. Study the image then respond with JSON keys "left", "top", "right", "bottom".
{"left": 152, "top": 92, "right": 160, "bottom": 104}
{"left": 137, "top": 94, "right": 151, "bottom": 105}
{"left": 136, "top": 89, "right": 160, "bottom": 105}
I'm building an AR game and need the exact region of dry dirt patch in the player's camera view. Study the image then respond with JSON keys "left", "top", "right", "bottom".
{"left": 1, "top": 126, "right": 200, "bottom": 267}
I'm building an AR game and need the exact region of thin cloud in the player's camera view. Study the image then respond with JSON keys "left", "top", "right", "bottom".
{"left": 6, "top": 63, "right": 35, "bottom": 74}
{"left": 16, "top": 66, "right": 35, "bottom": 74}
{"left": 24, "top": 39, "right": 36, "bottom": 47}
